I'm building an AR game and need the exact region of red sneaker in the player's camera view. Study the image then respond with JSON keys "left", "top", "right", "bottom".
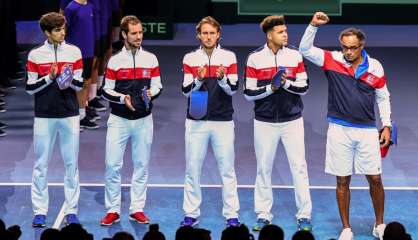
{"left": 129, "top": 212, "right": 149, "bottom": 224}
{"left": 100, "top": 212, "right": 120, "bottom": 226}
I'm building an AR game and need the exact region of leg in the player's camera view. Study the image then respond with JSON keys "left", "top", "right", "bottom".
{"left": 336, "top": 176, "right": 351, "bottom": 229}
{"left": 129, "top": 115, "right": 153, "bottom": 213}
{"left": 280, "top": 118, "right": 312, "bottom": 219}
{"left": 57, "top": 116, "right": 80, "bottom": 215}
{"left": 183, "top": 120, "right": 210, "bottom": 218}
{"left": 104, "top": 114, "right": 130, "bottom": 214}
{"left": 31, "top": 118, "right": 58, "bottom": 215}
{"left": 210, "top": 121, "right": 239, "bottom": 219}
{"left": 254, "top": 120, "right": 280, "bottom": 221}
{"left": 366, "top": 174, "right": 384, "bottom": 225}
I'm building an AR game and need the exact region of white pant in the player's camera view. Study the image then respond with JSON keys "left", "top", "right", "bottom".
{"left": 254, "top": 117, "right": 312, "bottom": 221}
{"left": 183, "top": 119, "right": 239, "bottom": 219}
{"left": 31, "top": 116, "right": 80, "bottom": 215}
{"left": 325, "top": 123, "right": 381, "bottom": 176}
{"left": 104, "top": 114, "right": 153, "bottom": 214}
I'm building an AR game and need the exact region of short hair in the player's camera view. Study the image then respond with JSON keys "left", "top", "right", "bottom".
{"left": 259, "top": 224, "right": 284, "bottom": 240}
{"left": 39, "top": 12, "right": 66, "bottom": 33}
{"left": 196, "top": 16, "right": 221, "bottom": 34}
{"left": 339, "top": 27, "right": 366, "bottom": 44}
{"left": 260, "top": 15, "right": 285, "bottom": 33}
{"left": 120, "top": 15, "right": 141, "bottom": 34}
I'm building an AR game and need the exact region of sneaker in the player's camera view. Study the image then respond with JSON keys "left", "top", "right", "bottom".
{"left": 180, "top": 216, "right": 199, "bottom": 227}
{"left": 32, "top": 214, "right": 46, "bottom": 227}
{"left": 252, "top": 218, "right": 270, "bottom": 231}
{"left": 80, "top": 116, "right": 99, "bottom": 130}
{"left": 129, "top": 211, "right": 150, "bottom": 224}
{"left": 0, "top": 106, "right": 6, "bottom": 113}
{"left": 86, "top": 106, "right": 101, "bottom": 121}
{"left": 96, "top": 88, "right": 103, "bottom": 99}
{"left": 0, "top": 90, "right": 6, "bottom": 97}
{"left": 297, "top": 218, "right": 312, "bottom": 232}
{"left": 226, "top": 218, "right": 241, "bottom": 227}
{"left": 0, "top": 121, "right": 7, "bottom": 129}
{"left": 64, "top": 214, "right": 80, "bottom": 225}
{"left": 0, "top": 80, "right": 16, "bottom": 90}
{"left": 0, "top": 129, "right": 6, "bottom": 137}
{"left": 338, "top": 228, "right": 353, "bottom": 240}
{"left": 89, "top": 98, "right": 106, "bottom": 111}
{"left": 372, "top": 223, "right": 386, "bottom": 240}
{"left": 0, "top": 98, "right": 5, "bottom": 106}
{"left": 100, "top": 212, "right": 120, "bottom": 226}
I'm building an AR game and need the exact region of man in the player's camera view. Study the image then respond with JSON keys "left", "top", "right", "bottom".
{"left": 181, "top": 16, "right": 240, "bottom": 227}
{"left": 26, "top": 12, "right": 84, "bottom": 227}
{"left": 100, "top": 15, "right": 162, "bottom": 226}
{"left": 243, "top": 15, "right": 312, "bottom": 232}
{"left": 299, "top": 12, "right": 392, "bottom": 240}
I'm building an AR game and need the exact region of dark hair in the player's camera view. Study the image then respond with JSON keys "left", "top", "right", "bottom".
{"left": 39, "top": 12, "right": 66, "bottom": 33}
{"left": 259, "top": 224, "right": 284, "bottom": 240}
{"left": 221, "top": 224, "right": 253, "bottom": 240}
{"left": 384, "top": 222, "right": 412, "bottom": 240}
{"left": 196, "top": 16, "right": 221, "bottom": 33}
{"left": 143, "top": 224, "right": 166, "bottom": 240}
{"left": 260, "top": 15, "right": 285, "bottom": 33}
{"left": 40, "top": 228, "right": 61, "bottom": 240}
{"left": 112, "top": 231, "right": 135, "bottom": 240}
{"left": 292, "top": 230, "right": 315, "bottom": 240}
{"left": 339, "top": 27, "right": 366, "bottom": 44}
{"left": 120, "top": 15, "right": 141, "bottom": 34}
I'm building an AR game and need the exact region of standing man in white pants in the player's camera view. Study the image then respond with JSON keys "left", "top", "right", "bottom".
{"left": 244, "top": 15, "right": 312, "bottom": 232}
{"left": 26, "top": 12, "right": 84, "bottom": 227}
{"left": 181, "top": 16, "right": 240, "bottom": 227}
{"left": 100, "top": 15, "right": 162, "bottom": 226}
{"left": 299, "top": 12, "right": 392, "bottom": 240}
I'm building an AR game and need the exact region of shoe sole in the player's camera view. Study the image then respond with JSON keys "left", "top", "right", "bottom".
{"left": 181, "top": 220, "right": 200, "bottom": 227}
{"left": 100, "top": 218, "right": 120, "bottom": 226}
{"left": 92, "top": 107, "right": 106, "bottom": 112}
{"left": 32, "top": 223, "right": 46, "bottom": 228}
{"left": 80, "top": 125, "right": 100, "bottom": 130}
{"left": 129, "top": 216, "right": 149, "bottom": 224}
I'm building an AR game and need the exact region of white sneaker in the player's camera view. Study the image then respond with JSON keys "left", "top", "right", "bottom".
{"left": 338, "top": 228, "right": 353, "bottom": 240}
{"left": 373, "top": 223, "right": 386, "bottom": 240}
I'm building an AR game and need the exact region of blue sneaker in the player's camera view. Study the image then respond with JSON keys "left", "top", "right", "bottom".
{"left": 226, "top": 218, "right": 241, "bottom": 227}
{"left": 64, "top": 214, "right": 80, "bottom": 225}
{"left": 180, "top": 216, "right": 199, "bottom": 227}
{"left": 252, "top": 218, "right": 270, "bottom": 231}
{"left": 32, "top": 214, "right": 46, "bottom": 227}
{"left": 297, "top": 218, "right": 312, "bottom": 231}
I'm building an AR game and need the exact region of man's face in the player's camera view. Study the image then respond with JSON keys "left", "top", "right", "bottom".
{"left": 268, "top": 25, "right": 288, "bottom": 47}
{"left": 123, "top": 23, "right": 143, "bottom": 49}
{"left": 198, "top": 23, "right": 220, "bottom": 50}
{"left": 340, "top": 35, "right": 364, "bottom": 63}
{"left": 47, "top": 24, "right": 66, "bottom": 44}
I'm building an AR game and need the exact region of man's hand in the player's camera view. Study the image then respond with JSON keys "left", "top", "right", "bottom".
{"left": 216, "top": 64, "right": 225, "bottom": 80}
{"left": 197, "top": 65, "right": 207, "bottom": 81}
{"left": 49, "top": 63, "right": 58, "bottom": 80}
{"left": 124, "top": 95, "right": 136, "bottom": 111}
{"left": 311, "top": 12, "right": 329, "bottom": 27}
{"left": 380, "top": 126, "right": 391, "bottom": 148}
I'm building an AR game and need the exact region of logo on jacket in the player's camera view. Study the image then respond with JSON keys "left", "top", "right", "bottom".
{"left": 143, "top": 69, "right": 151, "bottom": 78}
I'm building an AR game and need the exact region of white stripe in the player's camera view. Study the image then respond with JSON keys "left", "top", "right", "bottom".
{"left": 52, "top": 202, "right": 66, "bottom": 229}
{"left": 0, "top": 182, "right": 418, "bottom": 190}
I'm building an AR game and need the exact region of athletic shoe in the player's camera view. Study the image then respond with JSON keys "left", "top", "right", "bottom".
{"left": 297, "top": 218, "right": 312, "bottom": 231}
{"left": 252, "top": 218, "right": 270, "bottom": 231}
{"left": 0, "top": 129, "right": 6, "bottom": 137}
{"left": 373, "top": 223, "right": 386, "bottom": 240}
{"left": 0, "top": 106, "right": 6, "bottom": 113}
{"left": 64, "top": 214, "right": 80, "bottom": 225}
{"left": 226, "top": 218, "right": 241, "bottom": 227}
{"left": 180, "top": 216, "right": 199, "bottom": 227}
{"left": 86, "top": 106, "right": 101, "bottom": 121}
{"left": 89, "top": 98, "right": 106, "bottom": 111}
{"left": 338, "top": 228, "right": 353, "bottom": 240}
{"left": 0, "top": 98, "right": 5, "bottom": 106}
{"left": 80, "top": 116, "right": 99, "bottom": 130}
{"left": 100, "top": 212, "right": 120, "bottom": 226}
{"left": 32, "top": 214, "right": 46, "bottom": 227}
{"left": 0, "top": 80, "right": 16, "bottom": 90}
{"left": 0, "top": 90, "right": 6, "bottom": 97}
{"left": 129, "top": 212, "right": 150, "bottom": 224}
{"left": 0, "top": 121, "right": 7, "bottom": 129}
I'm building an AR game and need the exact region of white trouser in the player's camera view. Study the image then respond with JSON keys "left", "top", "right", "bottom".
{"left": 104, "top": 114, "right": 153, "bottom": 214}
{"left": 254, "top": 117, "right": 312, "bottom": 221}
{"left": 31, "top": 116, "right": 80, "bottom": 215}
{"left": 183, "top": 119, "right": 239, "bottom": 219}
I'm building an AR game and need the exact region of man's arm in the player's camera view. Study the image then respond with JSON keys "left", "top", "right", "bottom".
{"left": 149, "top": 56, "right": 163, "bottom": 100}
{"left": 26, "top": 52, "right": 54, "bottom": 95}
{"left": 216, "top": 53, "right": 238, "bottom": 96}
{"left": 376, "top": 83, "right": 392, "bottom": 147}
{"left": 182, "top": 55, "right": 204, "bottom": 98}
{"left": 243, "top": 55, "right": 274, "bottom": 101}
{"left": 282, "top": 57, "right": 309, "bottom": 95}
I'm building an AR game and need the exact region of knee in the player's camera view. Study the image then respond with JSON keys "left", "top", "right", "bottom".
{"left": 367, "top": 175, "right": 382, "bottom": 187}
{"left": 336, "top": 177, "right": 350, "bottom": 190}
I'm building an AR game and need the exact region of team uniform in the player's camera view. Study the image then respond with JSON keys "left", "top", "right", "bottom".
{"left": 26, "top": 40, "right": 83, "bottom": 217}
{"left": 299, "top": 24, "right": 391, "bottom": 176}
{"left": 181, "top": 45, "right": 240, "bottom": 223}
{"left": 244, "top": 44, "right": 312, "bottom": 223}
{"left": 102, "top": 46, "right": 162, "bottom": 216}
